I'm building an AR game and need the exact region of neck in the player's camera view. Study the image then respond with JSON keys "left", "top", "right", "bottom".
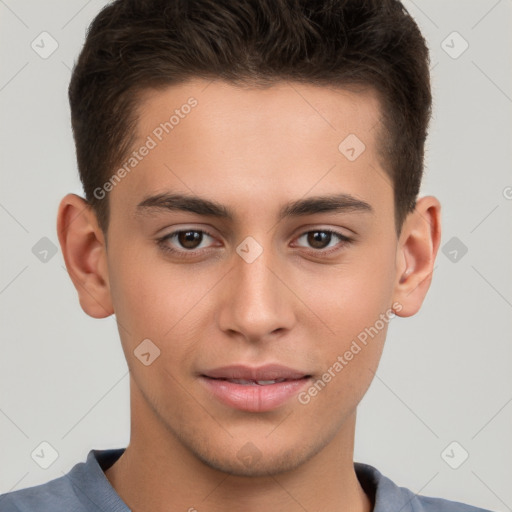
{"left": 104, "top": 378, "right": 373, "bottom": 512}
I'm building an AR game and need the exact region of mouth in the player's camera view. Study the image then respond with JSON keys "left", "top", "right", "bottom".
{"left": 202, "top": 364, "right": 309, "bottom": 381}
{"left": 199, "top": 365, "right": 312, "bottom": 412}
{"left": 210, "top": 378, "right": 294, "bottom": 385}
{"left": 205, "top": 376, "right": 311, "bottom": 386}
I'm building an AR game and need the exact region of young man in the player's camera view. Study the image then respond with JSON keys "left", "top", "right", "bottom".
{"left": 0, "top": 0, "right": 493, "bottom": 511}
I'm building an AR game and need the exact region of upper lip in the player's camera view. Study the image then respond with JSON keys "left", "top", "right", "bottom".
{"left": 202, "top": 364, "right": 310, "bottom": 381}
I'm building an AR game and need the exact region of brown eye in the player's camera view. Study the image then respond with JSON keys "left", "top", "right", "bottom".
{"left": 295, "top": 230, "right": 351, "bottom": 252}
{"left": 307, "top": 231, "right": 333, "bottom": 249}
{"left": 157, "top": 229, "right": 217, "bottom": 258}
{"left": 177, "top": 230, "right": 204, "bottom": 249}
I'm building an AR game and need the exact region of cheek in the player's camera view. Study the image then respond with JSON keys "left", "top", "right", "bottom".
{"left": 294, "top": 244, "right": 395, "bottom": 394}
{"left": 107, "top": 245, "right": 214, "bottom": 352}
{"left": 106, "top": 252, "right": 205, "bottom": 399}
{"left": 298, "top": 251, "right": 395, "bottom": 341}
{"left": 298, "top": 320, "right": 389, "bottom": 417}
{"left": 107, "top": 244, "right": 173, "bottom": 343}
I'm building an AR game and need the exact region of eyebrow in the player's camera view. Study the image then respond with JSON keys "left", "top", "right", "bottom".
{"left": 135, "top": 192, "right": 374, "bottom": 222}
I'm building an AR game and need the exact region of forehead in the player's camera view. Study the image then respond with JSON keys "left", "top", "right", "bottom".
{"left": 136, "top": 79, "right": 383, "bottom": 147}
{"left": 109, "top": 79, "right": 392, "bottom": 222}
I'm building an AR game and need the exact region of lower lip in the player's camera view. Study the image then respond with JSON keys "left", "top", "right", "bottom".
{"left": 200, "top": 376, "right": 311, "bottom": 412}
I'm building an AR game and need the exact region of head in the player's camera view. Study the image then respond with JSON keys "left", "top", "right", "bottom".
{"left": 58, "top": 0, "right": 441, "bottom": 477}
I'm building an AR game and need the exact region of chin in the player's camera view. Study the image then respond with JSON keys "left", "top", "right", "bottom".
{"left": 173, "top": 424, "right": 328, "bottom": 478}
{"left": 192, "top": 444, "right": 314, "bottom": 477}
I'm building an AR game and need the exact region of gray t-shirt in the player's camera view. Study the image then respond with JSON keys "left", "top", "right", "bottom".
{"left": 0, "top": 448, "right": 493, "bottom": 511}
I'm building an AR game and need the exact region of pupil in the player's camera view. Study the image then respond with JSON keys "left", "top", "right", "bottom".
{"left": 309, "top": 231, "right": 330, "bottom": 249}
{"left": 179, "top": 231, "right": 201, "bottom": 249}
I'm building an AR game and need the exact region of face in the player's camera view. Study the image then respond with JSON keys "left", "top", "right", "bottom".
{"left": 97, "top": 80, "right": 402, "bottom": 475}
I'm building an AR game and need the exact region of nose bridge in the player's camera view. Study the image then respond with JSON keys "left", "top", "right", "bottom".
{"left": 237, "top": 243, "right": 276, "bottom": 303}
{"left": 217, "top": 236, "right": 294, "bottom": 341}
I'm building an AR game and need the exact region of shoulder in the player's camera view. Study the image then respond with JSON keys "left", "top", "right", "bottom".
{"left": 0, "top": 474, "right": 82, "bottom": 512}
{"left": 354, "top": 462, "right": 494, "bottom": 512}
{"left": 0, "top": 448, "right": 126, "bottom": 512}
{"left": 412, "top": 494, "right": 494, "bottom": 512}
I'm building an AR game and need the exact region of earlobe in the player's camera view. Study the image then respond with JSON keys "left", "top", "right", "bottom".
{"left": 392, "top": 196, "right": 442, "bottom": 317}
{"left": 56, "top": 193, "right": 114, "bottom": 319}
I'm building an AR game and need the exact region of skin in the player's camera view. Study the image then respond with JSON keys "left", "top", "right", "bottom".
{"left": 57, "top": 79, "right": 441, "bottom": 512}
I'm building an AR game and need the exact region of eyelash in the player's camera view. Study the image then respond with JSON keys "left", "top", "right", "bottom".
{"left": 156, "top": 228, "right": 353, "bottom": 260}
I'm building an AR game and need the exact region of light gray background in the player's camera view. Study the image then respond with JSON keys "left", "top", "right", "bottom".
{"left": 1, "top": 1, "right": 511, "bottom": 510}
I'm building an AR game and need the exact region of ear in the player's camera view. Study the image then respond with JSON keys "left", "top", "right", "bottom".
{"left": 392, "top": 196, "right": 442, "bottom": 317}
{"left": 56, "top": 193, "right": 114, "bottom": 318}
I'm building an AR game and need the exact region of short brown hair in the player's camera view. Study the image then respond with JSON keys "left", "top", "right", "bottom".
{"left": 69, "top": 0, "right": 432, "bottom": 236}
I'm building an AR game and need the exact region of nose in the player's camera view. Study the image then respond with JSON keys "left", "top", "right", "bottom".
{"left": 216, "top": 240, "right": 296, "bottom": 344}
